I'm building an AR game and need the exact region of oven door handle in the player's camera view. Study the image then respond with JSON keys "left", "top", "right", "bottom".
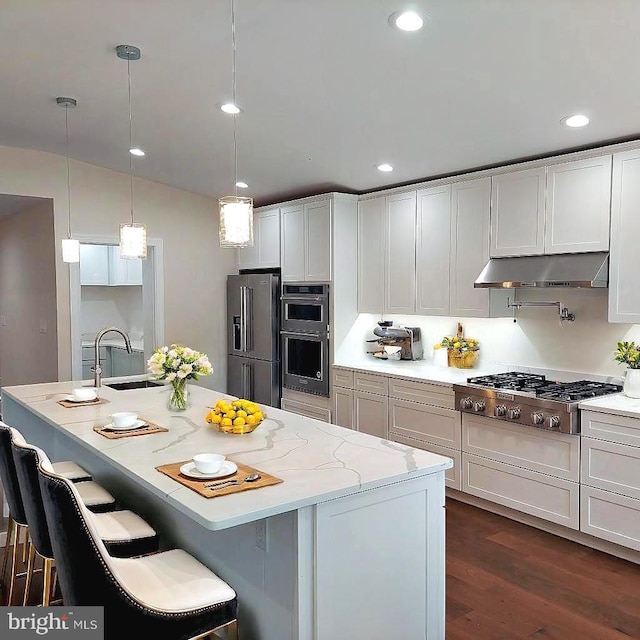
{"left": 280, "top": 296, "right": 325, "bottom": 303}
{"left": 280, "top": 330, "right": 323, "bottom": 339}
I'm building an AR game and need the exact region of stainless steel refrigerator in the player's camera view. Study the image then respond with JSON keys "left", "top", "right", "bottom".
{"left": 226, "top": 272, "right": 280, "bottom": 408}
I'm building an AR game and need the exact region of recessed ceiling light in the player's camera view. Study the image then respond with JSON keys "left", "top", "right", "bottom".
{"left": 562, "top": 114, "right": 590, "bottom": 128}
{"left": 235, "top": 181, "right": 249, "bottom": 189}
{"left": 389, "top": 10, "right": 425, "bottom": 31}
{"left": 220, "top": 103, "right": 242, "bottom": 115}
{"left": 377, "top": 163, "right": 394, "bottom": 172}
{"left": 129, "top": 147, "right": 145, "bottom": 156}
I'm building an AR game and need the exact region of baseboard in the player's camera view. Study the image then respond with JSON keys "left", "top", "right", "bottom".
{"left": 446, "top": 488, "right": 640, "bottom": 566}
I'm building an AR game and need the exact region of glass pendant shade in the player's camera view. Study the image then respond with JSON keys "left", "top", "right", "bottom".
{"left": 219, "top": 196, "right": 254, "bottom": 247}
{"left": 61, "top": 237, "right": 80, "bottom": 263}
{"left": 119, "top": 222, "right": 147, "bottom": 258}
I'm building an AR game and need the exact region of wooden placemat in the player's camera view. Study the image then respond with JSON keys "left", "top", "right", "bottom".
{"left": 155, "top": 460, "right": 282, "bottom": 498}
{"left": 93, "top": 420, "right": 168, "bottom": 439}
{"left": 58, "top": 397, "right": 109, "bottom": 408}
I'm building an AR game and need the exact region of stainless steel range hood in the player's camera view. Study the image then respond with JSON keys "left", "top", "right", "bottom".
{"left": 474, "top": 251, "right": 609, "bottom": 288}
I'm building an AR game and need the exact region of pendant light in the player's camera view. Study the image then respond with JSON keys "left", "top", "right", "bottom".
{"left": 116, "top": 44, "right": 147, "bottom": 259}
{"left": 219, "top": 0, "right": 254, "bottom": 248}
{"left": 57, "top": 96, "right": 80, "bottom": 263}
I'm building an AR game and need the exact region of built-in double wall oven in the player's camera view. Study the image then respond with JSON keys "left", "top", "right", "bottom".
{"left": 281, "top": 283, "right": 330, "bottom": 397}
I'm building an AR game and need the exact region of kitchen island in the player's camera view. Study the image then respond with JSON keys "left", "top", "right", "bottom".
{"left": 2, "top": 380, "right": 452, "bottom": 640}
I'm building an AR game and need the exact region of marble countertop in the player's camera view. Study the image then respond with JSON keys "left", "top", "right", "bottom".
{"left": 579, "top": 393, "right": 640, "bottom": 419}
{"left": 2, "top": 380, "right": 452, "bottom": 531}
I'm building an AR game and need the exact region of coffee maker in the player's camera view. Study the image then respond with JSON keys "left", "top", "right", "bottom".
{"left": 368, "top": 322, "right": 424, "bottom": 360}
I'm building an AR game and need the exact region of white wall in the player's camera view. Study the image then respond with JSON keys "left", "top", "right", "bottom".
{"left": 80, "top": 286, "right": 144, "bottom": 341}
{"left": 337, "top": 288, "right": 640, "bottom": 380}
{"left": 0, "top": 145, "right": 237, "bottom": 391}
{"left": 0, "top": 200, "right": 58, "bottom": 386}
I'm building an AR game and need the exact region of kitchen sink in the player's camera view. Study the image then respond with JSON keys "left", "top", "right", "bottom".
{"left": 105, "top": 380, "right": 164, "bottom": 391}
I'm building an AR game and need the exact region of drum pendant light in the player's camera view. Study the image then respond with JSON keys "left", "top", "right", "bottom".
{"left": 117, "top": 44, "right": 147, "bottom": 259}
{"left": 219, "top": 0, "right": 254, "bottom": 248}
{"left": 57, "top": 97, "right": 80, "bottom": 263}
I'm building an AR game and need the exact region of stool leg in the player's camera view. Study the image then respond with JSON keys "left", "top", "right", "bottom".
{"left": 21, "top": 528, "right": 30, "bottom": 565}
{"left": 42, "top": 558, "right": 54, "bottom": 607}
{"left": 7, "top": 522, "right": 23, "bottom": 606}
{"left": 1, "top": 514, "right": 14, "bottom": 584}
{"left": 23, "top": 543, "right": 36, "bottom": 606}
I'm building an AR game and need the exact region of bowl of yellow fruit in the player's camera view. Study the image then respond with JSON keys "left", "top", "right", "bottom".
{"left": 205, "top": 398, "right": 265, "bottom": 434}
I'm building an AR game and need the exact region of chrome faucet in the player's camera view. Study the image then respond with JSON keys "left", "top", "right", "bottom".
{"left": 92, "top": 326, "right": 132, "bottom": 388}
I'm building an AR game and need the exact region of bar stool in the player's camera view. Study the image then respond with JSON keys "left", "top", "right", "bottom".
{"left": 1, "top": 422, "right": 123, "bottom": 605}
{"left": 9, "top": 427, "right": 160, "bottom": 606}
{"left": 38, "top": 455, "right": 239, "bottom": 638}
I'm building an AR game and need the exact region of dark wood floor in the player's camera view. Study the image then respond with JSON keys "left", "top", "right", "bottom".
{"left": 446, "top": 499, "right": 640, "bottom": 639}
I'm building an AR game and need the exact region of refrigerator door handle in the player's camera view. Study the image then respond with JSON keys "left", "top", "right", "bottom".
{"left": 245, "top": 287, "right": 253, "bottom": 353}
{"left": 241, "top": 362, "right": 252, "bottom": 399}
{"left": 239, "top": 286, "right": 247, "bottom": 352}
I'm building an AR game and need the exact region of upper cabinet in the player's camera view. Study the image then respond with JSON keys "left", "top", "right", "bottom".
{"left": 357, "top": 191, "right": 417, "bottom": 315}
{"left": 237, "top": 207, "right": 281, "bottom": 270}
{"left": 280, "top": 194, "right": 357, "bottom": 284}
{"left": 490, "top": 167, "right": 545, "bottom": 257}
{"left": 416, "top": 185, "right": 451, "bottom": 316}
{"left": 450, "top": 178, "right": 494, "bottom": 317}
{"left": 545, "top": 155, "right": 612, "bottom": 254}
{"left": 490, "top": 155, "right": 612, "bottom": 257}
{"left": 80, "top": 245, "right": 142, "bottom": 286}
{"left": 609, "top": 149, "right": 640, "bottom": 323}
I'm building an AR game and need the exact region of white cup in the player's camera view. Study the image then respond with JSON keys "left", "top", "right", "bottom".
{"left": 71, "top": 387, "right": 98, "bottom": 402}
{"left": 110, "top": 411, "right": 138, "bottom": 428}
{"left": 193, "top": 453, "right": 226, "bottom": 474}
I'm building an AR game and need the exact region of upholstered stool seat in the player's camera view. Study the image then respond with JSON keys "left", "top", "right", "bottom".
{"left": 50, "top": 460, "right": 92, "bottom": 482}
{"left": 90, "top": 510, "right": 158, "bottom": 558}
{"left": 73, "top": 481, "right": 116, "bottom": 512}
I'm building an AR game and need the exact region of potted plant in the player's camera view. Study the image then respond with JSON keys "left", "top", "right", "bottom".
{"left": 615, "top": 341, "right": 640, "bottom": 398}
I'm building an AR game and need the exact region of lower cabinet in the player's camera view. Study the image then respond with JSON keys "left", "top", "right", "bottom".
{"left": 353, "top": 390, "right": 388, "bottom": 439}
{"left": 461, "top": 415, "right": 580, "bottom": 530}
{"left": 281, "top": 389, "right": 332, "bottom": 422}
{"left": 333, "top": 387, "right": 354, "bottom": 429}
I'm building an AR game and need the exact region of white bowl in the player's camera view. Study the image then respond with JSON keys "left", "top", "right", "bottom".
{"left": 110, "top": 411, "right": 138, "bottom": 428}
{"left": 192, "top": 453, "right": 226, "bottom": 474}
{"left": 71, "top": 387, "right": 98, "bottom": 402}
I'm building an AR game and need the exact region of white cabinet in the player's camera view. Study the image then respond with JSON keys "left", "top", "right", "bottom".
{"left": 416, "top": 185, "right": 451, "bottom": 315}
{"left": 490, "top": 167, "right": 545, "bottom": 257}
{"left": 356, "top": 191, "right": 416, "bottom": 314}
{"left": 609, "top": 149, "right": 640, "bottom": 323}
{"left": 357, "top": 197, "right": 385, "bottom": 312}
{"left": 80, "top": 244, "right": 142, "bottom": 286}
{"left": 579, "top": 409, "right": 640, "bottom": 550}
{"left": 490, "top": 155, "right": 612, "bottom": 257}
{"left": 385, "top": 191, "right": 416, "bottom": 314}
{"left": 333, "top": 387, "right": 354, "bottom": 429}
{"left": 353, "top": 390, "right": 388, "bottom": 439}
{"left": 545, "top": 155, "right": 612, "bottom": 254}
{"left": 450, "top": 177, "right": 493, "bottom": 317}
{"left": 237, "top": 207, "right": 280, "bottom": 270}
{"left": 80, "top": 244, "right": 110, "bottom": 285}
{"left": 281, "top": 200, "right": 331, "bottom": 282}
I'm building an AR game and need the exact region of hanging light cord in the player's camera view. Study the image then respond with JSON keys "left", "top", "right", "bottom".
{"left": 127, "top": 56, "right": 135, "bottom": 224}
{"left": 231, "top": 0, "right": 238, "bottom": 197}
{"left": 64, "top": 103, "right": 72, "bottom": 238}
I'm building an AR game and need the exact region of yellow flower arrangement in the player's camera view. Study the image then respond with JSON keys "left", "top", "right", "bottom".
{"left": 434, "top": 335, "right": 479, "bottom": 353}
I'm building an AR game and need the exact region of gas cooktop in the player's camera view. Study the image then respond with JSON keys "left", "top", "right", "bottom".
{"left": 453, "top": 371, "right": 623, "bottom": 434}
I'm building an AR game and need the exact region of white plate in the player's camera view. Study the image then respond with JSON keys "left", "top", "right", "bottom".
{"left": 179, "top": 460, "right": 238, "bottom": 480}
{"left": 102, "top": 419, "right": 147, "bottom": 431}
{"left": 64, "top": 395, "right": 98, "bottom": 403}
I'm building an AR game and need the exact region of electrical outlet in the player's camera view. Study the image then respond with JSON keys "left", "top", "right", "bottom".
{"left": 0, "top": 315, "right": 5, "bottom": 326}
{"left": 39, "top": 320, "right": 47, "bottom": 334}
{"left": 255, "top": 519, "right": 268, "bottom": 552}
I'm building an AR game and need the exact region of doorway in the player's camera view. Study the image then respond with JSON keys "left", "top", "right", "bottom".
{"left": 69, "top": 235, "right": 164, "bottom": 382}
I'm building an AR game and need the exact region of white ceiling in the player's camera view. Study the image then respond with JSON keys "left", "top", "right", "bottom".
{"left": 1, "top": 0, "right": 640, "bottom": 207}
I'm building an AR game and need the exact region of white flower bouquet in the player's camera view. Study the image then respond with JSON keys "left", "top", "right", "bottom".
{"left": 147, "top": 344, "right": 213, "bottom": 410}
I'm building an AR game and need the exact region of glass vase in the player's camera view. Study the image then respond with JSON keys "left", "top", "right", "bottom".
{"left": 168, "top": 379, "right": 190, "bottom": 411}
{"left": 623, "top": 369, "right": 640, "bottom": 398}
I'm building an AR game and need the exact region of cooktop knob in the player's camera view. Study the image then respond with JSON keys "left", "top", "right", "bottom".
{"left": 494, "top": 404, "right": 507, "bottom": 417}
{"left": 472, "top": 400, "right": 486, "bottom": 413}
{"left": 459, "top": 397, "right": 473, "bottom": 410}
{"left": 545, "top": 415, "right": 561, "bottom": 430}
{"left": 531, "top": 411, "right": 545, "bottom": 425}
{"left": 507, "top": 407, "right": 521, "bottom": 420}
